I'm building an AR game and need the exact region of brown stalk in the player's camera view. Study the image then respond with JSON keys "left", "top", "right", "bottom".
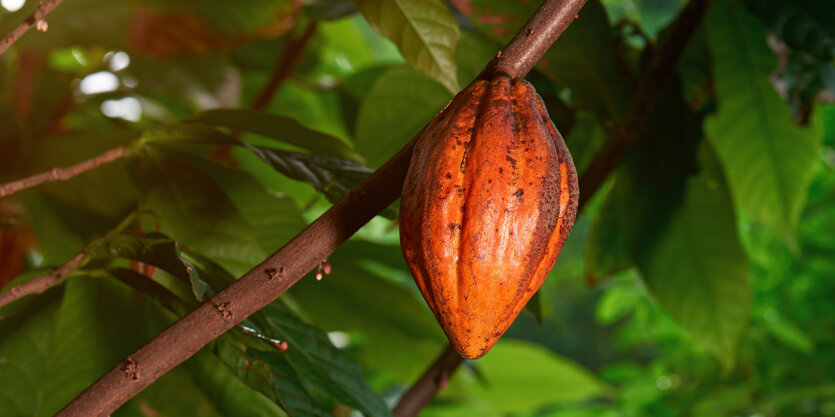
{"left": 0, "top": 145, "right": 129, "bottom": 199}
{"left": 0, "top": 0, "right": 65, "bottom": 56}
{"left": 0, "top": 252, "right": 84, "bottom": 309}
{"left": 250, "top": 22, "right": 319, "bottom": 111}
{"left": 54, "top": 0, "right": 589, "bottom": 415}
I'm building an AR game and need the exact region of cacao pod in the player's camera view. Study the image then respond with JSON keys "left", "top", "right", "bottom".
{"left": 400, "top": 76, "right": 579, "bottom": 359}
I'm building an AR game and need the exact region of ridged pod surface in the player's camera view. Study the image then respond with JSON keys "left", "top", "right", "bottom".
{"left": 400, "top": 77, "right": 579, "bottom": 359}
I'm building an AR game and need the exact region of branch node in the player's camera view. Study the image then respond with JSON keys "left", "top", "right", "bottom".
{"left": 35, "top": 19, "right": 48, "bottom": 32}
{"left": 121, "top": 358, "right": 139, "bottom": 381}
{"left": 214, "top": 302, "right": 233, "bottom": 320}
{"left": 264, "top": 267, "right": 283, "bottom": 281}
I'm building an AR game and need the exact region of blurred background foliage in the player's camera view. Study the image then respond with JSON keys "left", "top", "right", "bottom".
{"left": 0, "top": 0, "right": 833, "bottom": 416}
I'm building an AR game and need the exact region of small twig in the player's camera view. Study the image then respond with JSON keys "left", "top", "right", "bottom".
{"left": 0, "top": 252, "right": 84, "bottom": 309}
{"left": 250, "top": 22, "right": 319, "bottom": 111}
{"left": 0, "top": 145, "right": 128, "bottom": 198}
{"left": 0, "top": 0, "right": 65, "bottom": 56}
{"left": 54, "top": 0, "right": 589, "bottom": 415}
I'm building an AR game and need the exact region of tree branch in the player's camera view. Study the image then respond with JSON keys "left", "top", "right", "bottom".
{"left": 0, "top": 0, "right": 65, "bottom": 56}
{"left": 250, "top": 22, "right": 318, "bottom": 111}
{"left": 393, "top": 345, "right": 462, "bottom": 417}
{"left": 578, "top": 0, "right": 712, "bottom": 208}
{"left": 54, "top": 0, "right": 589, "bottom": 415}
{"left": 393, "top": 0, "right": 712, "bottom": 413}
{"left": 0, "top": 145, "right": 128, "bottom": 198}
{"left": 0, "top": 252, "right": 84, "bottom": 309}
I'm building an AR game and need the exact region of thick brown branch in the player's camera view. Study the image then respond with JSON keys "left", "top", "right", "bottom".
{"left": 0, "top": 252, "right": 84, "bottom": 309}
{"left": 393, "top": 345, "right": 462, "bottom": 417}
{"left": 0, "top": 145, "right": 128, "bottom": 198}
{"left": 0, "top": 0, "right": 65, "bottom": 56}
{"left": 578, "top": 0, "right": 712, "bottom": 208}
{"left": 250, "top": 22, "right": 318, "bottom": 111}
{"left": 55, "top": 0, "right": 589, "bottom": 415}
{"left": 394, "top": 0, "right": 712, "bottom": 412}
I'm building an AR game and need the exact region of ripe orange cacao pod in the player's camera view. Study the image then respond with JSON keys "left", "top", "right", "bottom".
{"left": 400, "top": 76, "right": 579, "bottom": 359}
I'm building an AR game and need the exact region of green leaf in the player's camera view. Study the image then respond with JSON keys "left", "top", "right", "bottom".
{"left": 355, "top": 65, "right": 451, "bottom": 167}
{"left": 185, "top": 349, "right": 287, "bottom": 417}
{"left": 587, "top": 84, "right": 750, "bottom": 369}
{"left": 247, "top": 145, "right": 373, "bottom": 204}
{"left": 467, "top": 340, "right": 606, "bottom": 413}
{"left": 705, "top": 0, "right": 822, "bottom": 235}
{"left": 351, "top": 0, "right": 460, "bottom": 94}
{"left": 635, "top": 143, "right": 751, "bottom": 370}
{"left": 182, "top": 154, "right": 307, "bottom": 253}
{"left": 214, "top": 337, "right": 333, "bottom": 417}
{"left": 585, "top": 84, "right": 701, "bottom": 283}
{"left": 595, "top": 275, "right": 643, "bottom": 325}
{"left": 0, "top": 290, "right": 62, "bottom": 417}
{"left": 0, "top": 278, "right": 150, "bottom": 417}
{"left": 38, "top": 278, "right": 150, "bottom": 413}
{"left": 190, "top": 109, "right": 361, "bottom": 160}
{"left": 249, "top": 302, "right": 394, "bottom": 417}
{"left": 755, "top": 307, "right": 815, "bottom": 354}
{"left": 744, "top": 0, "right": 835, "bottom": 61}
{"left": 142, "top": 124, "right": 240, "bottom": 146}
{"left": 137, "top": 148, "right": 264, "bottom": 276}
{"left": 84, "top": 232, "right": 206, "bottom": 301}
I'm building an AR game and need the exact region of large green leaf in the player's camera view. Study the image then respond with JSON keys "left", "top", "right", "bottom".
{"left": 214, "top": 337, "right": 333, "bottom": 417}
{"left": 190, "top": 109, "right": 361, "bottom": 160}
{"left": 585, "top": 85, "right": 702, "bottom": 283}
{"left": 635, "top": 143, "right": 750, "bottom": 370}
{"left": 0, "top": 278, "right": 149, "bottom": 417}
{"left": 351, "top": 0, "right": 460, "bottom": 94}
{"left": 586, "top": 84, "right": 750, "bottom": 368}
{"left": 705, "top": 0, "right": 821, "bottom": 235}
{"left": 182, "top": 154, "right": 307, "bottom": 253}
{"left": 249, "top": 302, "right": 394, "bottom": 417}
{"left": 0, "top": 290, "right": 62, "bottom": 417}
{"left": 467, "top": 340, "right": 606, "bottom": 413}
{"left": 137, "top": 148, "right": 264, "bottom": 275}
{"left": 355, "top": 65, "right": 451, "bottom": 167}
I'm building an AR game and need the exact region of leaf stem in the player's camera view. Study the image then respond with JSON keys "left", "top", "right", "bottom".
{"left": 0, "top": 0, "right": 65, "bottom": 56}
{"left": 0, "top": 252, "right": 85, "bottom": 309}
{"left": 0, "top": 145, "right": 129, "bottom": 199}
